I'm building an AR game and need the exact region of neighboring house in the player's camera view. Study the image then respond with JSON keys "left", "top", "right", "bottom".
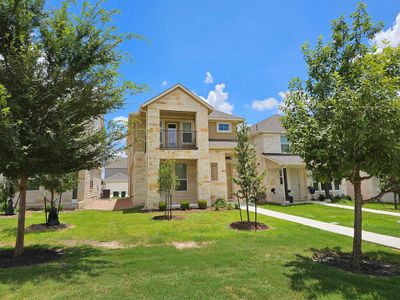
{"left": 127, "top": 84, "right": 243, "bottom": 209}
{"left": 0, "top": 169, "right": 102, "bottom": 210}
{"left": 249, "top": 114, "right": 348, "bottom": 203}
{"left": 0, "top": 118, "right": 104, "bottom": 210}
{"left": 103, "top": 157, "right": 129, "bottom": 198}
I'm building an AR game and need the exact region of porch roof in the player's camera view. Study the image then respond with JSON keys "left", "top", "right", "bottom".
{"left": 262, "top": 153, "right": 305, "bottom": 166}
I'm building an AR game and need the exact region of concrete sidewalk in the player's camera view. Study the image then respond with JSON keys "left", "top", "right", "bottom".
{"left": 316, "top": 201, "right": 400, "bottom": 217}
{"left": 243, "top": 205, "right": 400, "bottom": 249}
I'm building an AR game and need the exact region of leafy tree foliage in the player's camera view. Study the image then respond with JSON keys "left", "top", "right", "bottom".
{"left": 0, "top": 0, "right": 144, "bottom": 256}
{"left": 158, "top": 160, "right": 178, "bottom": 220}
{"left": 233, "top": 123, "right": 265, "bottom": 226}
{"left": 282, "top": 3, "right": 400, "bottom": 268}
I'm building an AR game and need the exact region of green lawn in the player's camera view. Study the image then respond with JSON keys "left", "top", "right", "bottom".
{"left": 335, "top": 199, "right": 400, "bottom": 212}
{"left": 0, "top": 209, "right": 400, "bottom": 299}
{"left": 260, "top": 203, "right": 400, "bottom": 238}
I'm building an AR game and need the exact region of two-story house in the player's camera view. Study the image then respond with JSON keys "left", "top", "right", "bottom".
{"left": 250, "top": 114, "right": 348, "bottom": 203}
{"left": 127, "top": 84, "right": 243, "bottom": 209}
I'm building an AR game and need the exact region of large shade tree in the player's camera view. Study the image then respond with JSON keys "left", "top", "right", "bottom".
{"left": 0, "top": 0, "right": 144, "bottom": 257}
{"left": 282, "top": 4, "right": 400, "bottom": 269}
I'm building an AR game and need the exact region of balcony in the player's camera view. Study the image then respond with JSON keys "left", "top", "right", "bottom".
{"left": 160, "top": 130, "right": 197, "bottom": 149}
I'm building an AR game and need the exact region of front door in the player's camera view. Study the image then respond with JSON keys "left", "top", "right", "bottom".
{"left": 290, "top": 169, "right": 301, "bottom": 201}
{"left": 167, "top": 123, "right": 177, "bottom": 148}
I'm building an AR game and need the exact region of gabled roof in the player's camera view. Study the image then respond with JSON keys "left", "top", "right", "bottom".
{"left": 250, "top": 114, "right": 285, "bottom": 134}
{"left": 105, "top": 157, "right": 127, "bottom": 169}
{"left": 262, "top": 154, "right": 305, "bottom": 166}
{"left": 140, "top": 83, "right": 214, "bottom": 112}
{"left": 209, "top": 110, "right": 244, "bottom": 121}
{"left": 104, "top": 172, "right": 128, "bottom": 181}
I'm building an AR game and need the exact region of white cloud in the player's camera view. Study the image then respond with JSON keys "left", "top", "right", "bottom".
{"left": 204, "top": 72, "right": 213, "bottom": 84}
{"left": 113, "top": 116, "right": 128, "bottom": 123}
{"left": 201, "top": 83, "right": 233, "bottom": 114}
{"left": 161, "top": 80, "right": 168, "bottom": 87}
{"left": 115, "top": 151, "right": 127, "bottom": 158}
{"left": 250, "top": 91, "right": 287, "bottom": 112}
{"left": 251, "top": 97, "right": 279, "bottom": 111}
{"left": 372, "top": 12, "right": 400, "bottom": 48}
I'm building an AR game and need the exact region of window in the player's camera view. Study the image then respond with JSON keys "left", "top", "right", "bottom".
{"left": 175, "top": 164, "right": 188, "bottom": 191}
{"left": 211, "top": 163, "right": 218, "bottom": 181}
{"left": 182, "top": 122, "right": 193, "bottom": 143}
{"left": 280, "top": 135, "right": 290, "bottom": 153}
{"left": 321, "top": 182, "right": 332, "bottom": 191}
{"left": 334, "top": 180, "right": 341, "bottom": 190}
{"left": 112, "top": 191, "right": 119, "bottom": 198}
{"left": 121, "top": 191, "right": 126, "bottom": 198}
{"left": 279, "top": 169, "right": 283, "bottom": 185}
{"left": 313, "top": 181, "right": 319, "bottom": 190}
{"left": 217, "top": 123, "right": 231, "bottom": 133}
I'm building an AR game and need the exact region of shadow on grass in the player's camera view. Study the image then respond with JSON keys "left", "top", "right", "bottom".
{"left": 285, "top": 248, "right": 400, "bottom": 300}
{"left": 0, "top": 244, "right": 113, "bottom": 286}
{"left": 122, "top": 206, "right": 145, "bottom": 214}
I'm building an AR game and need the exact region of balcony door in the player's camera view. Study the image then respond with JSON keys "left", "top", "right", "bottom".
{"left": 167, "top": 123, "right": 177, "bottom": 148}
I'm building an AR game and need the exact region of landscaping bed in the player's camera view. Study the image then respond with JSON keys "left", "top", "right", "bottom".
{"left": 230, "top": 221, "right": 268, "bottom": 231}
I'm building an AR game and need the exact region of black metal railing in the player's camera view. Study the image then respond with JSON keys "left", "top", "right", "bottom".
{"left": 160, "top": 130, "right": 197, "bottom": 149}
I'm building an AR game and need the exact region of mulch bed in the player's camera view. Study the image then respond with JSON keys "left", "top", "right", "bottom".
{"left": 230, "top": 221, "right": 268, "bottom": 231}
{"left": 313, "top": 249, "right": 400, "bottom": 277}
{"left": 152, "top": 215, "right": 185, "bottom": 221}
{"left": 0, "top": 248, "right": 64, "bottom": 268}
{"left": 25, "top": 223, "right": 73, "bottom": 233}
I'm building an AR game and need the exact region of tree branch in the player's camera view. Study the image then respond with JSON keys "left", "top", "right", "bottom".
{"left": 360, "top": 175, "right": 373, "bottom": 181}
{"left": 362, "top": 190, "right": 392, "bottom": 203}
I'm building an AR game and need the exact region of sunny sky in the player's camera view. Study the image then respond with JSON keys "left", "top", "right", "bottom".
{"left": 51, "top": 0, "right": 400, "bottom": 126}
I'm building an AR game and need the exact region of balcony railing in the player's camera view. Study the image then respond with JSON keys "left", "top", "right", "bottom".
{"left": 160, "top": 130, "right": 197, "bottom": 149}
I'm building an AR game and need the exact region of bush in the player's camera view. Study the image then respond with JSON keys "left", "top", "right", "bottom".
{"left": 318, "top": 194, "right": 325, "bottom": 201}
{"left": 227, "top": 203, "right": 234, "bottom": 210}
{"left": 159, "top": 201, "right": 166, "bottom": 211}
{"left": 180, "top": 200, "right": 190, "bottom": 210}
{"left": 214, "top": 197, "right": 227, "bottom": 210}
{"left": 197, "top": 200, "right": 207, "bottom": 209}
{"left": 345, "top": 195, "right": 352, "bottom": 201}
{"left": 234, "top": 203, "right": 240, "bottom": 209}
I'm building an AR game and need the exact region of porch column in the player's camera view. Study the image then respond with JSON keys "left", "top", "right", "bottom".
{"left": 145, "top": 107, "right": 160, "bottom": 209}
{"left": 282, "top": 167, "right": 289, "bottom": 203}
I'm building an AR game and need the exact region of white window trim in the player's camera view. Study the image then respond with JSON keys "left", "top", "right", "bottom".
{"left": 216, "top": 122, "right": 232, "bottom": 133}
{"left": 175, "top": 163, "right": 188, "bottom": 192}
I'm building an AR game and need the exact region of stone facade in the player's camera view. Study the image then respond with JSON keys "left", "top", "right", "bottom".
{"left": 127, "top": 84, "right": 243, "bottom": 209}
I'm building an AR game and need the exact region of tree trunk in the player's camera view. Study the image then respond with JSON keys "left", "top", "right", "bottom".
{"left": 237, "top": 198, "right": 243, "bottom": 222}
{"left": 57, "top": 193, "right": 63, "bottom": 213}
{"left": 352, "top": 175, "right": 363, "bottom": 270}
{"left": 324, "top": 183, "right": 331, "bottom": 199}
{"left": 14, "top": 175, "right": 28, "bottom": 258}
{"left": 43, "top": 196, "right": 48, "bottom": 224}
{"left": 255, "top": 200, "right": 258, "bottom": 231}
{"left": 245, "top": 198, "right": 250, "bottom": 223}
{"left": 394, "top": 192, "right": 398, "bottom": 210}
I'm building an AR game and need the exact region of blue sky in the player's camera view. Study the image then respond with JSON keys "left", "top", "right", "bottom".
{"left": 52, "top": 0, "right": 400, "bottom": 125}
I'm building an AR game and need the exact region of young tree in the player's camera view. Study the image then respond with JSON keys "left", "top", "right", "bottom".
{"left": 0, "top": 0, "right": 144, "bottom": 257}
{"left": 282, "top": 4, "right": 400, "bottom": 269}
{"left": 233, "top": 123, "right": 265, "bottom": 227}
{"left": 34, "top": 172, "right": 78, "bottom": 225}
{"left": 158, "top": 160, "right": 178, "bottom": 220}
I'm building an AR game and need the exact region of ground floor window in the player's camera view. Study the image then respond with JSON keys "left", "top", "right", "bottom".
{"left": 175, "top": 163, "right": 188, "bottom": 191}
{"left": 314, "top": 180, "right": 341, "bottom": 191}
{"left": 121, "top": 191, "right": 126, "bottom": 198}
{"left": 112, "top": 191, "right": 119, "bottom": 198}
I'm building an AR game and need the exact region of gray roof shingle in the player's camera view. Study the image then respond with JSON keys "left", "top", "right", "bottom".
{"left": 251, "top": 114, "right": 285, "bottom": 133}
{"left": 209, "top": 110, "right": 243, "bottom": 121}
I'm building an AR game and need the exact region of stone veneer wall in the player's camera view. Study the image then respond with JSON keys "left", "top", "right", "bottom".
{"left": 76, "top": 168, "right": 102, "bottom": 209}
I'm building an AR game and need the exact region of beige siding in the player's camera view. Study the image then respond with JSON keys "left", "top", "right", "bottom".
{"left": 208, "top": 121, "right": 238, "bottom": 140}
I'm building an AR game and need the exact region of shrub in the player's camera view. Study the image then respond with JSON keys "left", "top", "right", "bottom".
{"left": 180, "top": 200, "right": 190, "bottom": 210}
{"left": 318, "top": 194, "right": 325, "bottom": 201}
{"left": 345, "top": 195, "right": 352, "bottom": 201}
{"left": 197, "top": 200, "right": 207, "bottom": 209}
{"left": 234, "top": 203, "right": 240, "bottom": 209}
{"left": 214, "top": 197, "right": 227, "bottom": 209}
{"left": 159, "top": 201, "right": 166, "bottom": 211}
{"left": 227, "top": 203, "right": 234, "bottom": 210}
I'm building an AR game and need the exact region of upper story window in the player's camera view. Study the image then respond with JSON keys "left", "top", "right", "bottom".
{"left": 280, "top": 135, "right": 290, "bottom": 153}
{"left": 217, "top": 122, "right": 231, "bottom": 133}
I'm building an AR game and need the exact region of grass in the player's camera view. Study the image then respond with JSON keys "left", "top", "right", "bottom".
{"left": 0, "top": 208, "right": 399, "bottom": 299}
{"left": 260, "top": 203, "right": 400, "bottom": 238}
{"left": 334, "top": 199, "right": 400, "bottom": 212}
